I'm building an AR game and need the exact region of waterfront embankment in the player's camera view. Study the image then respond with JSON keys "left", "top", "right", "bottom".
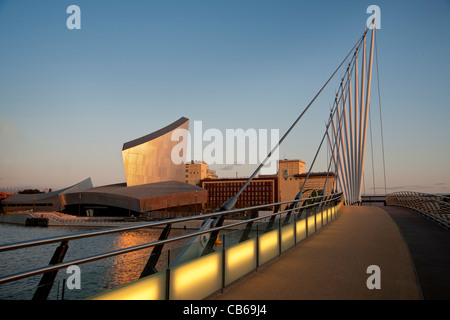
{"left": 0, "top": 211, "right": 248, "bottom": 229}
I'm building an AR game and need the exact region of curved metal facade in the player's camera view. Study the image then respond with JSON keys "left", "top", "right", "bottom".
{"left": 122, "top": 117, "right": 189, "bottom": 187}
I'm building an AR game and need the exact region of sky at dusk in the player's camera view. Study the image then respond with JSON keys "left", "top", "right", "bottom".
{"left": 0, "top": 0, "right": 449, "bottom": 194}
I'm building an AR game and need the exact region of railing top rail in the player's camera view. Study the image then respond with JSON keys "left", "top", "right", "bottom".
{"left": 387, "top": 191, "right": 450, "bottom": 200}
{"left": 386, "top": 191, "right": 450, "bottom": 229}
{"left": 0, "top": 193, "right": 343, "bottom": 285}
{"left": 0, "top": 192, "right": 343, "bottom": 253}
{"left": 387, "top": 192, "right": 450, "bottom": 204}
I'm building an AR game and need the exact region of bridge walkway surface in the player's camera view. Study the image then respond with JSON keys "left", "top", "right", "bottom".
{"left": 210, "top": 205, "right": 449, "bottom": 300}
{"left": 382, "top": 205, "right": 450, "bottom": 300}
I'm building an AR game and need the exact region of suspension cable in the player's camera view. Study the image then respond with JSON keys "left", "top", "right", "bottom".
{"left": 375, "top": 31, "right": 387, "bottom": 196}
{"left": 220, "top": 29, "right": 369, "bottom": 211}
{"left": 369, "top": 99, "right": 376, "bottom": 195}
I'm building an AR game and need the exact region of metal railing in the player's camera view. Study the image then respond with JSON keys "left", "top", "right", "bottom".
{"left": 386, "top": 191, "right": 450, "bottom": 228}
{"left": 0, "top": 192, "right": 342, "bottom": 300}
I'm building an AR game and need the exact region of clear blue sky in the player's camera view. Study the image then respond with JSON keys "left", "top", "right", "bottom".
{"left": 0, "top": 0, "right": 449, "bottom": 194}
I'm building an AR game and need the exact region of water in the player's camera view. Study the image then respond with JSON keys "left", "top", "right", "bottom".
{"left": 0, "top": 223, "right": 192, "bottom": 300}
{"left": 0, "top": 216, "right": 279, "bottom": 300}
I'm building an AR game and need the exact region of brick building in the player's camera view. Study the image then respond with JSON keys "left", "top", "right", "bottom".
{"left": 201, "top": 177, "right": 278, "bottom": 209}
{"left": 200, "top": 160, "right": 335, "bottom": 210}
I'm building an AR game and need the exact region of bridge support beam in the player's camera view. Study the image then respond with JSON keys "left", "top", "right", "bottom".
{"left": 139, "top": 223, "right": 172, "bottom": 278}
{"left": 239, "top": 209, "right": 259, "bottom": 243}
{"left": 32, "top": 240, "right": 69, "bottom": 300}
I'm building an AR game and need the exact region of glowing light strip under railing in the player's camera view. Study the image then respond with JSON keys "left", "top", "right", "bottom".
{"left": 91, "top": 201, "right": 343, "bottom": 300}
{"left": 0, "top": 193, "right": 342, "bottom": 288}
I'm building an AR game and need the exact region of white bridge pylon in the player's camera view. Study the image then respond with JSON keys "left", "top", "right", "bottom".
{"left": 326, "top": 24, "right": 376, "bottom": 205}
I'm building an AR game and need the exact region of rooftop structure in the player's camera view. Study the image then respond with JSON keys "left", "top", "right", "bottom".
{"left": 62, "top": 180, "right": 207, "bottom": 216}
{"left": 2, "top": 178, "right": 93, "bottom": 213}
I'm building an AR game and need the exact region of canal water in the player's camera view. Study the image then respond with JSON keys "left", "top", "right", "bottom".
{"left": 0, "top": 222, "right": 194, "bottom": 300}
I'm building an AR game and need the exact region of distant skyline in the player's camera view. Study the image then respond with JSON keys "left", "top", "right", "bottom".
{"left": 1, "top": 0, "right": 449, "bottom": 194}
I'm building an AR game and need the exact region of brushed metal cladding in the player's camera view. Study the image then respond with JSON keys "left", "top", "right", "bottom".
{"left": 2, "top": 178, "right": 93, "bottom": 213}
{"left": 62, "top": 181, "right": 207, "bottom": 213}
{"left": 122, "top": 117, "right": 189, "bottom": 187}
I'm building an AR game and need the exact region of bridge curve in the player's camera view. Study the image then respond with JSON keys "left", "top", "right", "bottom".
{"left": 211, "top": 205, "right": 425, "bottom": 300}
{"left": 383, "top": 205, "right": 450, "bottom": 300}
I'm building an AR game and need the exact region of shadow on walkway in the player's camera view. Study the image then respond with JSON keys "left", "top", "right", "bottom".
{"left": 211, "top": 205, "right": 424, "bottom": 300}
{"left": 383, "top": 205, "right": 450, "bottom": 300}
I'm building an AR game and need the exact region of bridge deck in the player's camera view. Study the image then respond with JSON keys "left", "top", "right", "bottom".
{"left": 211, "top": 205, "right": 423, "bottom": 300}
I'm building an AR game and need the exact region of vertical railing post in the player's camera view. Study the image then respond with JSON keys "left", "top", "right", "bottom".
{"left": 319, "top": 204, "right": 323, "bottom": 229}
{"left": 221, "top": 235, "right": 226, "bottom": 292}
{"left": 256, "top": 224, "right": 260, "bottom": 269}
{"left": 61, "top": 279, "right": 66, "bottom": 300}
{"left": 305, "top": 209, "right": 309, "bottom": 239}
{"left": 278, "top": 213, "right": 282, "bottom": 256}
{"left": 314, "top": 202, "right": 317, "bottom": 232}
{"left": 293, "top": 208, "right": 297, "bottom": 245}
{"left": 165, "top": 250, "right": 171, "bottom": 300}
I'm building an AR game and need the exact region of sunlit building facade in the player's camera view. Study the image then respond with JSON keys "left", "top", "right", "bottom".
{"left": 122, "top": 117, "right": 189, "bottom": 187}
{"left": 1, "top": 117, "right": 211, "bottom": 217}
{"left": 185, "top": 161, "right": 218, "bottom": 186}
{"left": 62, "top": 117, "right": 209, "bottom": 216}
{"left": 277, "top": 159, "right": 334, "bottom": 201}
{"left": 201, "top": 177, "right": 278, "bottom": 209}
{"left": 201, "top": 159, "right": 336, "bottom": 210}
{"left": 185, "top": 161, "right": 208, "bottom": 186}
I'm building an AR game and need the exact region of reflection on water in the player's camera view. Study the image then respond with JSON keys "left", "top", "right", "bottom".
{"left": 0, "top": 223, "right": 191, "bottom": 300}
{"left": 105, "top": 230, "right": 158, "bottom": 289}
{"left": 101, "top": 229, "right": 190, "bottom": 290}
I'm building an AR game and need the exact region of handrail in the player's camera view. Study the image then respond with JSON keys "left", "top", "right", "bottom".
{"left": 0, "top": 193, "right": 343, "bottom": 287}
{"left": 386, "top": 191, "right": 450, "bottom": 228}
{"left": 0, "top": 193, "right": 337, "bottom": 252}
{"left": 95, "top": 194, "right": 344, "bottom": 300}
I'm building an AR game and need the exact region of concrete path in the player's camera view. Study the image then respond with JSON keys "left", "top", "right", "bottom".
{"left": 211, "top": 205, "right": 422, "bottom": 300}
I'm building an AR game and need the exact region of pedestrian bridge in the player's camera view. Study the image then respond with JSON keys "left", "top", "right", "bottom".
{"left": 213, "top": 205, "right": 421, "bottom": 300}
{"left": 90, "top": 196, "right": 344, "bottom": 300}
{"left": 1, "top": 192, "right": 449, "bottom": 300}
{"left": 90, "top": 202, "right": 450, "bottom": 300}
{"left": 1, "top": 20, "right": 450, "bottom": 300}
